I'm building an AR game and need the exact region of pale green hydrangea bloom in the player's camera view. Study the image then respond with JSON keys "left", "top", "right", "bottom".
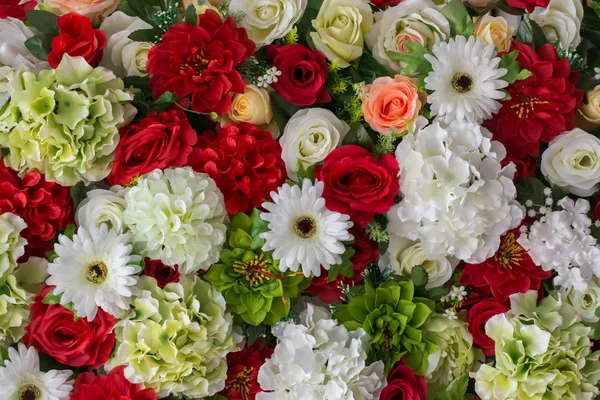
{"left": 0, "top": 212, "right": 27, "bottom": 282}
{"left": 0, "top": 55, "right": 136, "bottom": 185}
{"left": 0, "top": 275, "right": 32, "bottom": 348}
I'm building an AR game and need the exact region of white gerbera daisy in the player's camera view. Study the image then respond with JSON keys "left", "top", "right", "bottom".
{"left": 424, "top": 35, "right": 508, "bottom": 124}
{"left": 260, "top": 179, "right": 353, "bottom": 278}
{"left": 0, "top": 344, "right": 73, "bottom": 400}
{"left": 47, "top": 224, "right": 141, "bottom": 321}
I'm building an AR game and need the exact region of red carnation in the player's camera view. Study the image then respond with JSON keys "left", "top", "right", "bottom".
{"left": 380, "top": 360, "right": 427, "bottom": 400}
{"left": 24, "top": 287, "right": 115, "bottom": 370}
{"left": 0, "top": 160, "right": 73, "bottom": 259}
{"left": 107, "top": 110, "right": 197, "bottom": 186}
{"left": 70, "top": 366, "right": 157, "bottom": 400}
{"left": 188, "top": 122, "right": 287, "bottom": 215}
{"left": 142, "top": 258, "right": 180, "bottom": 288}
{"left": 485, "top": 42, "right": 583, "bottom": 158}
{"left": 220, "top": 339, "right": 274, "bottom": 400}
{"left": 308, "top": 226, "right": 379, "bottom": 303}
{"left": 0, "top": 0, "right": 36, "bottom": 21}
{"left": 266, "top": 44, "right": 331, "bottom": 106}
{"left": 315, "top": 145, "right": 400, "bottom": 226}
{"left": 460, "top": 228, "right": 552, "bottom": 303}
{"left": 506, "top": 0, "right": 549, "bottom": 12}
{"left": 369, "top": 0, "right": 402, "bottom": 6}
{"left": 147, "top": 10, "right": 255, "bottom": 116}
{"left": 467, "top": 298, "right": 508, "bottom": 356}
{"left": 48, "top": 13, "right": 106, "bottom": 69}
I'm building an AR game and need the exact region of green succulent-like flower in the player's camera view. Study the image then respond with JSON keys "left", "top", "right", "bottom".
{"left": 333, "top": 280, "right": 437, "bottom": 374}
{"left": 0, "top": 55, "right": 136, "bottom": 185}
{"left": 205, "top": 212, "right": 309, "bottom": 326}
{"left": 107, "top": 275, "right": 241, "bottom": 399}
{"left": 0, "top": 275, "right": 32, "bottom": 347}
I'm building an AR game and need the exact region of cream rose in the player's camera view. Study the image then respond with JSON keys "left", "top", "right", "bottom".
{"left": 541, "top": 128, "right": 600, "bottom": 197}
{"left": 365, "top": 0, "right": 450, "bottom": 74}
{"left": 229, "top": 0, "right": 306, "bottom": 46}
{"left": 580, "top": 85, "right": 600, "bottom": 125}
{"left": 99, "top": 12, "right": 153, "bottom": 78}
{"left": 42, "top": 0, "right": 120, "bottom": 25}
{"left": 531, "top": 0, "right": 583, "bottom": 51}
{"left": 567, "top": 278, "right": 600, "bottom": 323}
{"left": 473, "top": 15, "right": 514, "bottom": 52}
{"left": 280, "top": 108, "right": 350, "bottom": 180}
{"left": 75, "top": 187, "right": 129, "bottom": 233}
{"left": 309, "top": 0, "right": 373, "bottom": 67}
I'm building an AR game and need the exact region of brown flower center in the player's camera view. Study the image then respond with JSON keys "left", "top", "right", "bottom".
{"left": 294, "top": 216, "right": 317, "bottom": 239}
{"left": 19, "top": 385, "right": 41, "bottom": 400}
{"left": 452, "top": 72, "right": 473, "bottom": 93}
{"left": 225, "top": 366, "right": 253, "bottom": 400}
{"left": 494, "top": 232, "right": 523, "bottom": 270}
{"left": 86, "top": 261, "right": 108, "bottom": 284}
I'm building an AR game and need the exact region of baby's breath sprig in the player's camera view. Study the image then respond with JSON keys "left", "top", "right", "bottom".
{"left": 365, "top": 221, "right": 389, "bottom": 243}
{"left": 155, "top": 3, "right": 179, "bottom": 32}
{"left": 373, "top": 131, "right": 398, "bottom": 156}
{"left": 440, "top": 285, "right": 468, "bottom": 320}
{"left": 237, "top": 56, "right": 278, "bottom": 87}
{"left": 555, "top": 43, "right": 586, "bottom": 72}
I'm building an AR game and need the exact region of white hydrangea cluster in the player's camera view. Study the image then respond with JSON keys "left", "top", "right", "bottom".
{"left": 518, "top": 197, "right": 599, "bottom": 293}
{"left": 390, "top": 120, "right": 523, "bottom": 264}
{"left": 257, "top": 304, "right": 386, "bottom": 400}
{"left": 123, "top": 167, "right": 228, "bottom": 274}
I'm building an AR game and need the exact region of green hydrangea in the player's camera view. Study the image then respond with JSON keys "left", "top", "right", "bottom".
{"left": 0, "top": 212, "right": 26, "bottom": 282}
{"left": 107, "top": 275, "right": 241, "bottom": 398}
{"left": 473, "top": 290, "right": 600, "bottom": 400}
{"left": 333, "top": 280, "right": 437, "bottom": 374}
{"left": 205, "top": 212, "right": 309, "bottom": 326}
{"left": 0, "top": 275, "right": 32, "bottom": 347}
{"left": 0, "top": 55, "right": 136, "bottom": 185}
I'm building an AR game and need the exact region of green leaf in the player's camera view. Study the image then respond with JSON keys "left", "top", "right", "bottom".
{"left": 244, "top": 323, "right": 270, "bottom": 346}
{"left": 296, "top": 160, "right": 316, "bottom": 183}
{"left": 342, "top": 122, "right": 374, "bottom": 151}
{"left": 24, "top": 33, "right": 55, "bottom": 62}
{"left": 499, "top": 50, "right": 532, "bottom": 84}
{"left": 250, "top": 208, "right": 270, "bottom": 239}
{"left": 42, "top": 288, "right": 62, "bottom": 305}
{"left": 127, "top": 0, "right": 160, "bottom": 28}
{"left": 356, "top": 52, "right": 389, "bottom": 83}
{"left": 515, "top": 17, "right": 547, "bottom": 50}
{"left": 386, "top": 41, "right": 433, "bottom": 77}
{"left": 26, "top": 10, "right": 59, "bottom": 34}
{"left": 515, "top": 177, "right": 547, "bottom": 207}
{"left": 270, "top": 92, "right": 302, "bottom": 132}
{"left": 70, "top": 181, "right": 97, "bottom": 211}
{"left": 411, "top": 266, "right": 428, "bottom": 288}
{"left": 440, "top": 0, "right": 474, "bottom": 37}
{"left": 124, "top": 75, "right": 151, "bottom": 89}
{"left": 185, "top": 3, "right": 198, "bottom": 25}
{"left": 327, "top": 246, "right": 356, "bottom": 283}
{"left": 594, "top": 322, "right": 600, "bottom": 340}
{"left": 129, "top": 28, "right": 163, "bottom": 43}
{"left": 63, "top": 224, "right": 77, "bottom": 240}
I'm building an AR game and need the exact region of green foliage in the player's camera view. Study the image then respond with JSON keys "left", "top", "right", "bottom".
{"left": 342, "top": 122, "right": 374, "bottom": 151}
{"left": 270, "top": 92, "right": 302, "bottom": 132}
{"left": 499, "top": 50, "right": 532, "bottom": 84}
{"left": 327, "top": 246, "right": 356, "bottom": 283}
{"left": 25, "top": 10, "right": 59, "bottom": 34}
{"left": 24, "top": 33, "right": 55, "bottom": 61}
{"left": 428, "top": 375, "right": 475, "bottom": 400}
{"left": 356, "top": 52, "right": 390, "bottom": 83}
{"left": 387, "top": 42, "right": 433, "bottom": 77}
{"left": 516, "top": 17, "right": 548, "bottom": 50}
{"left": 70, "top": 181, "right": 98, "bottom": 211}
{"left": 295, "top": 160, "right": 316, "bottom": 183}
{"left": 440, "top": 0, "right": 474, "bottom": 37}
{"left": 514, "top": 177, "right": 548, "bottom": 206}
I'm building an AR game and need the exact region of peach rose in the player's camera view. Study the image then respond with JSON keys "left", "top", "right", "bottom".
{"left": 362, "top": 75, "right": 422, "bottom": 135}
{"left": 580, "top": 85, "right": 600, "bottom": 125}
{"left": 474, "top": 15, "right": 514, "bottom": 52}
{"left": 42, "top": 0, "right": 120, "bottom": 25}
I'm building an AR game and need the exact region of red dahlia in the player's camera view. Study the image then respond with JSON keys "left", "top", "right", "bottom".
{"left": 70, "top": 366, "right": 157, "bottom": 400}
{"left": 0, "top": 0, "right": 36, "bottom": 21}
{"left": 188, "top": 122, "right": 287, "bottom": 215}
{"left": 220, "top": 339, "right": 273, "bottom": 400}
{"left": 485, "top": 42, "right": 583, "bottom": 158}
{"left": 0, "top": 160, "right": 73, "bottom": 259}
{"left": 147, "top": 10, "right": 255, "bottom": 116}
{"left": 505, "top": 0, "right": 549, "bottom": 12}
{"left": 460, "top": 228, "right": 551, "bottom": 303}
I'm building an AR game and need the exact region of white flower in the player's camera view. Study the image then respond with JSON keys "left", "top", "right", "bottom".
{"left": 541, "top": 128, "right": 600, "bottom": 197}
{"left": 391, "top": 120, "right": 523, "bottom": 263}
{"left": 280, "top": 108, "right": 350, "bottom": 181}
{"left": 558, "top": 197, "right": 591, "bottom": 232}
{"left": 99, "top": 12, "right": 153, "bottom": 77}
{"left": 260, "top": 180, "right": 353, "bottom": 277}
{"left": 424, "top": 35, "right": 508, "bottom": 124}
{"left": 75, "top": 186, "right": 129, "bottom": 233}
{"left": 365, "top": 0, "right": 450, "bottom": 74}
{"left": 123, "top": 167, "right": 228, "bottom": 274}
{"left": 47, "top": 224, "right": 141, "bottom": 321}
{"left": 531, "top": 0, "right": 583, "bottom": 51}
{"left": 229, "top": 0, "right": 306, "bottom": 46}
{"left": 566, "top": 277, "right": 600, "bottom": 322}
{"left": 555, "top": 266, "right": 587, "bottom": 292}
{"left": 0, "top": 344, "right": 73, "bottom": 400}
{"left": 0, "top": 212, "right": 27, "bottom": 280}
{"left": 257, "top": 304, "right": 386, "bottom": 400}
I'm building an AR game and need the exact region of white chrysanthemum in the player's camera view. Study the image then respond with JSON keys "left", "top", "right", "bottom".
{"left": 75, "top": 186, "right": 129, "bottom": 233}
{"left": 0, "top": 344, "right": 73, "bottom": 400}
{"left": 0, "top": 212, "right": 27, "bottom": 280}
{"left": 260, "top": 180, "right": 353, "bottom": 277}
{"left": 257, "top": 304, "right": 386, "bottom": 400}
{"left": 123, "top": 167, "right": 227, "bottom": 274}
{"left": 390, "top": 120, "right": 523, "bottom": 264}
{"left": 47, "top": 224, "right": 141, "bottom": 321}
{"left": 424, "top": 35, "right": 508, "bottom": 124}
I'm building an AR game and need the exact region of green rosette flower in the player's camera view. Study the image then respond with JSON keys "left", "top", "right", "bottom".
{"left": 0, "top": 275, "right": 32, "bottom": 347}
{"left": 205, "top": 212, "right": 309, "bottom": 326}
{"left": 0, "top": 55, "right": 136, "bottom": 185}
{"left": 333, "top": 280, "right": 437, "bottom": 374}
{"left": 107, "top": 275, "right": 241, "bottom": 399}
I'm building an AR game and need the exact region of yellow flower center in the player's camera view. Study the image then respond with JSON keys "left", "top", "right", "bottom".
{"left": 86, "top": 261, "right": 108, "bottom": 284}
{"left": 226, "top": 366, "right": 253, "bottom": 400}
{"left": 233, "top": 253, "right": 273, "bottom": 286}
{"left": 19, "top": 385, "right": 41, "bottom": 400}
{"left": 494, "top": 232, "right": 524, "bottom": 270}
{"left": 294, "top": 216, "right": 317, "bottom": 239}
{"left": 509, "top": 95, "right": 549, "bottom": 119}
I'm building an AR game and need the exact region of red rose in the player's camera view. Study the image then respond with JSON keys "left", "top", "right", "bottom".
{"left": 502, "top": 154, "right": 536, "bottom": 180}
{"left": 142, "top": 258, "right": 180, "bottom": 288}
{"left": 315, "top": 145, "right": 400, "bottom": 226}
{"left": 0, "top": 0, "right": 36, "bottom": 21}
{"left": 188, "top": 122, "right": 287, "bottom": 215}
{"left": 307, "top": 226, "right": 379, "bottom": 303}
{"left": 380, "top": 360, "right": 427, "bottom": 400}
{"left": 266, "top": 44, "right": 331, "bottom": 106}
{"left": 48, "top": 13, "right": 106, "bottom": 69}
{"left": 24, "top": 286, "right": 116, "bottom": 370}
{"left": 220, "top": 338, "right": 273, "bottom": 400}
{"left": 506, "top": 0, "right": 549, "bottom": 12}
{"left": 71, "top": 366, "right": 157, "bottom": 400}
{"left": 107, "top": 110, "right": 197, "bottom": 186}
{"left": 460, "top": 228, "right": 552, "bottom": 303}
{"left": 0, "top": 160, "right": 73, "bottom": 259}
{"left": 467, "top": 299, "right": 508, "bottom": 356}
{"left": 485, "top": 42, "right": 583, "bottom": 158}
{"left": 147, "top": 10, "right": 255, "bottom": 116}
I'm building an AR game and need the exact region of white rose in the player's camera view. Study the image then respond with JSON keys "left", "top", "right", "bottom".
{"left": 280, "top": 108, "right": 350, "bottom": 181}
{"left": 365, "top": 0, "right": 450, "bottom": 74}
{"left": 99, "top": 11, "right": 153, "bottom": 78}
{"left": 531, "top": 0, "right": 583, "bottom": 51}
{"left": 75, "top": 186, "right": 129, "bottom": 233}
{"left": 229, "top": 0, "right": 306, "bottom": 46}
{"left": 473, "top": 15, "right": 514, "bottom": 52}
{"left": 541, "top": 128, "right": 600, "bottom": 197}
{"left": 567, "top": 278, "right": 600, "bottom": 323}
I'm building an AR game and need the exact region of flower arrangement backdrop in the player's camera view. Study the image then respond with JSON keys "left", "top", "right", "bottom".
{"left": 0, "top": 0, "right": 600, "bottom": 398}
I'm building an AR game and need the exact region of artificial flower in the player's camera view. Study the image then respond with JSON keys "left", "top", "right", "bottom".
{"left": 75, "top": 186, "right": 128, "bottom": 233}
{"left": 220, "top": 338, "right": 273, "bottom": 400}
{"left": 531, "top": 0, "right": 583, "bottom": 51}
{"left": 466, "top": 298, "right": 508, "bottom": 356}
{"left": 41, "top": 0, "right": 120, "bottom": 25}
{"left": 566, "top": 277, "right": 600, "bottom": 323}
{"left": 0, "top": 274, "right": 32, "bottom": 347}
{"left": 142, "top": 258, "right": 180, "bottom": 289}
{"left": 0, "top": 0, "right": 36, "bottom": 21}
{"left": 580, "top": 84, "right": 600, "bottom": 124}
{"left": 224, "top": 83, "right": 275, "bottom": 130}
{"left": 473, "top": 15, "right": 514, "bottom": 52}
{"left": 70, "top": 366, "right": 157, "bottom": 400}
{"left": 501, "top": 154, "right": 536, "bottom": 180}
{"left": 48, "top": 13, "right": 107, "bottom": 69}
{"left": 379, "top": 360, "right": 427, "bottom": 400}
{"left": 505, "top": 0, "right": 548, "bottom": 11}
{"left": 0, "top": 212, "right": 26, "bottom": 279}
